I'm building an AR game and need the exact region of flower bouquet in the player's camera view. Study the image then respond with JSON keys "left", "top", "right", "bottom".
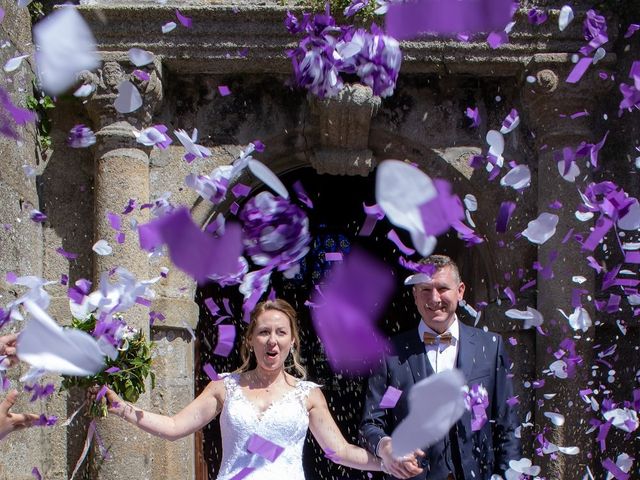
{"left": 61, "top": 314, "right": 155, "bottom": 417}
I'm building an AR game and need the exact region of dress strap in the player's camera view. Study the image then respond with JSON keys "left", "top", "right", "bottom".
{"left": 295, "top": 380, "right": 322, "bottom": 402}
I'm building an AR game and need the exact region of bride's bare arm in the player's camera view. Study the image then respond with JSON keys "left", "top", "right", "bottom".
{"left": 107, "top": 379, "right": 225, "bottom": 441}
{"left": 307, "top": 387, "right": 382, "bottom": 472}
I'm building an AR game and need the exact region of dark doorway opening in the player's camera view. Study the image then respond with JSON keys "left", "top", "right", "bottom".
{"left": 194, "top": 167, "right": 468, "bottom": 479}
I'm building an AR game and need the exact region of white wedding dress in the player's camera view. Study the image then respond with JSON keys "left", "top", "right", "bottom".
{"left": 216, "top": 373, "right": 321, "bottom": 480}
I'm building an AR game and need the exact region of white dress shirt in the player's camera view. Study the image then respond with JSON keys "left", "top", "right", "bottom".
{"left": 418, "top": 316, "right": 459, "bottom": 373}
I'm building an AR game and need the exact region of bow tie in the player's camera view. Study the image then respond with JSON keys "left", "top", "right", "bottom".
{"left": 423, "top": 331, "right": 453, "bottom": 346}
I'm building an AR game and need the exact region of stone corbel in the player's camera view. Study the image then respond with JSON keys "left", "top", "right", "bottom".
{"left": 309, "top": 83, "right": 381, "bottom": 176}
{"left": 81, "top": 55, "right": 164, "bottom": 150}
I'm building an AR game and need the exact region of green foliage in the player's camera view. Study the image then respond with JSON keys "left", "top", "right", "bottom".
{"left": 27, "top": 1, "right": 46, "bottom": 23}
{"left": 26, "top": 87, "right": 55, "bottom": 153}
{"left": 296, "top": 0, "right": 378, "bottom": 23}
{"left": 60, "top": 316, "right": 155, "bottom": 418}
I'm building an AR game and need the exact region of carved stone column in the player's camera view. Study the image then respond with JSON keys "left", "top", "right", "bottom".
{"left": 522, "top": 53, "right": 613, "bottom": 479}
{"left": 309, "top": 83, "right": 381, "bottom": 176}
{"left": 84, "top": 57, "right": 164, "bottom": 480}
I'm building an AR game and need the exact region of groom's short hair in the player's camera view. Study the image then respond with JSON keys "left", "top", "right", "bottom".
{"left": 418, "top": 254, "right": 461, "bottom": 283}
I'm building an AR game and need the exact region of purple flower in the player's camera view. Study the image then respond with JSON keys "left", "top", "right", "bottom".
{"left": 583, "top": 9, "right": 607, "bottom": 42}
{"left": 286, "top": 8, "right": 401, "bottom": 98}
{"left": 68, "top": 124, "right": 96, "bottom": 148}
{"left": 347, "top": 25, "right": 401, "bottom": 97}
{"left": 240, "top": 191, "right": 310, "bottom": 272}
{"left": 463, "top": 383, "right": 489, "bottom": 431}
{"left": 34, "top": 414, "right": 57, "bottom": 427}
{"left": 24, "top": 383, "right": 55, "bottom": 402}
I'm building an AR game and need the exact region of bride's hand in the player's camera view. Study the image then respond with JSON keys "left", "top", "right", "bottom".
{"left": 86, "top": 386, "right": 125, "bottom": 417}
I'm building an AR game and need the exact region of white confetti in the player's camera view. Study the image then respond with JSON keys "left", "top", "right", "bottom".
{"left": 558, "top": 5, "right": 574, "bottom": 32}
{"left": 522, "top": 213, "right": 559, "bottom": 244}
{"left": 114, "top": 80, "right": 143, "bottom": 114}
{"left": 92, "top": 239, "right": 113, "bottom": 256}
{"left": 3, "top": 54, "right": 29, "bottom": 73}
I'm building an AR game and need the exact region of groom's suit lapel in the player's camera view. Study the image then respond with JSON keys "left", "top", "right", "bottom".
{"left": 406, "top": 331, "right": 433, "bottom": 384}
{"left": 457, "top": 322, "right": 477, "bottom": 380}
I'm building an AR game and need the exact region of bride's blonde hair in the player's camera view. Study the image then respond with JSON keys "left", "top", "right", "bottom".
{"left": 236, "top": 299, "right": 307, "bottom": 379}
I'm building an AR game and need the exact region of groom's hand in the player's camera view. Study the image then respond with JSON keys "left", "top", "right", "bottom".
{"left": 378, "top": 437, "right": 424, "bottom": 478}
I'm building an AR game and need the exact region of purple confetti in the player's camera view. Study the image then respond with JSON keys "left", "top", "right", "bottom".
{"left": 203, "top": 363, "right": 219, "bottom": 381}
{"left": 31, "top": 467, "right": 42, "bottom": 480}
{"left": 602, "top": 458, "right": 630, "bottom": 480}
{"left": 231, "top": 183, "right": 251, "bottom": 199}
{"left": 310, "top": 248, "right": 393, "bottom": 373}
{"left": 30, "top": 210, "right": 47, "bottom": 223}
{"left": 566, "top": 57, "right": 592, "bottom": 84}
{"left": 205, "top": 298, "right": 219, "bottom": 316}
{"left": 496, "top": 201, "right": 516, "bottom": 233}
{"left": 379, "top": 386, "right": 402, "bottom": 409}
{"left": 60, "top": 274, "right": 68, "bottom": 286}
{"left": 230, "top": 468, "right": 255, "bottom": 480}
{"left": 213, "top": 324, "right": 235, "bottom": 357}
{"left": 132, "top": 69, "right": 151, "bottom": 82}
{"left": 293, "top": 180, "right": 314, "bottom": 209}
{"left": 218, "top": 85, "right": 231, "bottom": 96}
{"left": 324, "top": 252, "right": 343, "bottom": 262}
{"left": 107, "top": 212, "right": 121, "bottom": 231}
{"left": 527, "top": 8, "right": 547, "bottom": 25}
{"left": 386, "top": 229, "right": 415, "bottom": 255}
{"left": 246, "top": 433, "right": 284, "bottom": 462}
{"left": 175, "top": 9, "right": 192, "bottom": 28}
{"left": 487, "top": 31, "right": 508, "bottom": 49}
{"left": 385, "top": 0, "right": 513, "bottom": 39}
{"left": 624, "top": 24, "right": 640, "bottom": 39}
{"left": 105, "top": 366, "right": 120, "bottom": 374}
{"left": 465, "top": 107, "right": 480, "bottom": 128}
{"left": 138, "top": 207, "right": 243, "bottom": 283}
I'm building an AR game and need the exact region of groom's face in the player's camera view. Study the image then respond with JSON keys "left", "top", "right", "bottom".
{"left": 412, "top": 266, "right": 465, "bottom": 333}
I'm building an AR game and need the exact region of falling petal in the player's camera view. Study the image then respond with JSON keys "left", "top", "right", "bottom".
{"left": 500, "top": 164, "right": 531, "bottom": 190}
{"left": 544, "top": 411, "right": 566, "bottom": 426}
{"left": 33, "top": 6, "right": 101, "bottom": 95}
{"left": 128, "top": 48, "right": 154, "bottom": 67}
{"left": 92, "top": 240, "right": 112, "bottom": 256}
{"left": 521, "top": 213, "right": 559, "bottom": 245}
{"left": 391, "top": 369, "right": 466, "bottom": 456}
{"left": 161, "top": 21, "right": 177, "bottom": 34}
{"left": 17, "top": 300, "right": 105, "bottom": 376}
{"left": 247, "top": 159, "right": 289, "bottom": 199}
{"left": 558, "top": 5, "right": 574, "bottom": 31}
{"left": 114, "top": 81, "right": 143, "bottom": 114}
{"left": 3, "top": 54, "right": 29, "bottom": 73}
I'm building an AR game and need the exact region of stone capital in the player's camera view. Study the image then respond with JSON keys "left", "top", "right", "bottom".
{"left": 82, "top": 54, "right": 164, "bottom": 132}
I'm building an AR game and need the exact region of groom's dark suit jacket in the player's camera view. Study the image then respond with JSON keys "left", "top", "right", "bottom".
{"left": 360, "top": 322, "right": 520, "bottom": 480}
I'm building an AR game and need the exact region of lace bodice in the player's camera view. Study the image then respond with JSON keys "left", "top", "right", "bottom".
{"left": 216, "top": 373, "right": 320, "bottom": 480}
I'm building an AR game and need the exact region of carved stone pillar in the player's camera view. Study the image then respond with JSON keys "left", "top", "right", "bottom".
{"left": 83, "top": 57, "right": 164, "bottom": 480}
{"left": 522, "top": 54, "right": 613, "bottom": 478}
{"left": 309, "top": 83, "right": 381, "bottom": 176}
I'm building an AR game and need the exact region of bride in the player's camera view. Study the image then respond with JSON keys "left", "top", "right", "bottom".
{"left": 103, "top": 299, "right": 422, "bottom": 479}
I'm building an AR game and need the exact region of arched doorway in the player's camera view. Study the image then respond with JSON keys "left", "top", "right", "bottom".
{"left": 193, "top": 166, "right": 495, "bottom": 479}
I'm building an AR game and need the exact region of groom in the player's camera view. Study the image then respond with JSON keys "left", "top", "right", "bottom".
{"left": 360, "top": 255, "right": 520, "bottom": 479}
